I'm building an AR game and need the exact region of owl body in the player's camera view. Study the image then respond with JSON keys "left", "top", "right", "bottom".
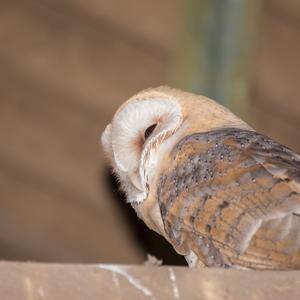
{"left": 102, "top": 86, "right": 300, "bottom": 269}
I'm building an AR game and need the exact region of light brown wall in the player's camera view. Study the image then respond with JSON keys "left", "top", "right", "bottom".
{"left": 0, "top": 0, "right": 177, "bottom": 263}
{"left": 250, "top": 0, "right": 300, "bottom": 152}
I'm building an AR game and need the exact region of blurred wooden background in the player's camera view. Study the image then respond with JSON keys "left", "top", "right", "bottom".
{"left": 0, "top": 0, "right": 299, "bottom": 264}
{"left": 250, "top": 0, "right": 300, "bottom": 150}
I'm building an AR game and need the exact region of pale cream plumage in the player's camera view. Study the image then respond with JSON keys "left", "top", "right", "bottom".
{"left": 101, "top": 86, "right": 300, "bottom": 269}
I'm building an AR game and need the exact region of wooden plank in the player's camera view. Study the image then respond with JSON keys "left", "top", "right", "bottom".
{"left": 0, "top": 0, "right": 177, "bottom": 264}
{"left": 0, "top": 62, "right": 144, "bottom": 262}
{"left": 269, "top": 0, "right": 300, "bottom": 25}
{"left": 252, "top": 2, "right": 300, "bottom": 118}
{"left": 58, "top": 0, "right": 177, "bottom": 52}
{"left": 250, "top": 0, "right": 300, "bottom": 152}
{"left": 0, "top": 64, "right": 103, "bottom": 203}
{"left": 0, "top": 262, "right": 299, "bottom": 300}
{"left": 0, "top": 0, "right": 172, "bottom": 114}
{"left": 0, "top": 154, "right": 143, "bottom": 264}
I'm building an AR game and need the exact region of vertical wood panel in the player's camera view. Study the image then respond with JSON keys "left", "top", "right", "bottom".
{"left": 0, "top": 0, "right": 177, "bottom": 263}
{"left": 250, "top": 0, "right": 300, "bottom": 151}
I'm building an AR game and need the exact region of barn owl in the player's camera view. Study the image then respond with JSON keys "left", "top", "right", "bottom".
{"left": 101, "top": 86, "right": 300, "bottom": 270}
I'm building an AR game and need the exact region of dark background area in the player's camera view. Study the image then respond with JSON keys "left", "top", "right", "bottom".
{"left": 0, "top": 0, "right": 299, "bottom": 265}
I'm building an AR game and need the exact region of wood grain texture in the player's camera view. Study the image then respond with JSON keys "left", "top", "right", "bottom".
{"left": 0, "top": 261, "right": 299, "bottom": 300}
{"left": 250, "top": 0, "right": 300, "bottom": 152}
{"left": 0, "top": 262, "right": 300, "bottom": 300}
{"left": 0, "top": 0, "right": 176, "bottom": 263}
{"left": 158, "top": 128, "right": 300, "bottom": 269}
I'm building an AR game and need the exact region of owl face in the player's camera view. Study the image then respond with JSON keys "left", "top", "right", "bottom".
{"left": 101, "top": 96, "right": 183, "bottom": 203}
{"left": 101, "top": 86, "right": 250, "bottom": 204}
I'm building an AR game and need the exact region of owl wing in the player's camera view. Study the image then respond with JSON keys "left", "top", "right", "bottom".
{"left": 157, "top": 128, "right": 300, "bottom": 269}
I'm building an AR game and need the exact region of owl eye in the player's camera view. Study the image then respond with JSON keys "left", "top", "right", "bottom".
{"left": 144, "top": 123, "right": 157, "bottom": 140}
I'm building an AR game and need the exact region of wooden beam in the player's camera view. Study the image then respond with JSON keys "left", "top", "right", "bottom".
{"left": 0, "top": 261, "right": 299, "bottom": 299}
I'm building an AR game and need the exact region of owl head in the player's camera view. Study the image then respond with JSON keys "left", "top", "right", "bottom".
{"left": 101, "top": 86, "right": 250, "bottom": 203}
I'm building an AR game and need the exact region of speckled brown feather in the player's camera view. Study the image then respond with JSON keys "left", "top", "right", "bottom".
{"left": 157, "top": 128, "right": 300, "bottom": 269}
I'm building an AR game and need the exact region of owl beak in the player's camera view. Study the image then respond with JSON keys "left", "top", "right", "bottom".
{"left": 130, "top": 171, "right": 144, "bottom": 191}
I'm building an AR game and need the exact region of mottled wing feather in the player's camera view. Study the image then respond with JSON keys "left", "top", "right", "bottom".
{"left": 157, "top": 128, "right": 300, "bottom": 269}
